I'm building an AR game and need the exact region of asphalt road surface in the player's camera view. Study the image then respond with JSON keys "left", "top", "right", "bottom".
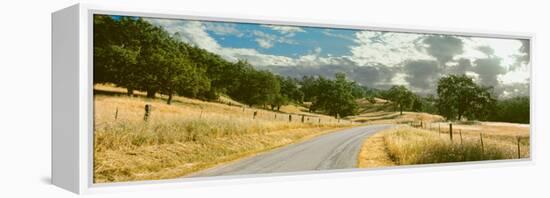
{"left": 189, "top": 124, "right": 392, "bottom": 177}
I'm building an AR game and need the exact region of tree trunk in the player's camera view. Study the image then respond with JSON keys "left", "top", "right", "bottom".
{"left": 146, "top": 90, "right": 156, "bottom": 98}
{"left": 127, "top": 88, "right": 134, "bottom": 97}
{"left": 167, "top": 93, "right": 173, "bottom": 105}
{"left": 400, "top": 103, "right": 403, "bottom": 115}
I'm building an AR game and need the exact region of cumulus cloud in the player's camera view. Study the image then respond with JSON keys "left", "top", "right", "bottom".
{"left": 252, "top": 30, "right": 277, "bottom": 48}
{"left": 472, "top": 58, "right": 506, "bottom": 87}
{"left": 261, "top": 25, "right": 305, "bottom": 37}
{"left": 350, "top": 64, "right": 396, "bottom": 88}
{"left": 350, "top": 31, "right": 433, "bottom": 66}
{"left": 252, "top": 30, "right": 297, "bottom": 48}
{"left": 402, "top": 59, "right": 440, "bottom": 92}
{"left": 203, "top": 22, "right": 243, "bottom": 37}
{"left": 459, "top": 37, "right": 524, "bottom": 70}
{"left": 321, "top": 29, "right": 354, "bottom": 41}
{"left": 446, "top": 58, "right": 472, "bottom": 75}
{"left": 146, "top": 19, "right": 296, "bottom": 66}
{"left": 476, "top": 46, "right": 495, "bottom": 56}
{"left": 422, "top": 35, "right": 464, "bottom": 66}
{"left": 147, "top": 19, "right": 221, "bottom": 52}
{"left": 512, "top": 39, "right": 530, "bottom": 70}
{"left": 494, "top": 82, "right": 530, "bottom": 99}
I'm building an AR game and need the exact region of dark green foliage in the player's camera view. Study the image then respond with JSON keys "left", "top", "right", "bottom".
{"left": 300, "top": 76, "right": 320, "bottom": 103}
{"left": 94, "top": 15, "right": 250, "bottom": 104}
{"left": 269, "top": 94, "right": 289, "bottom": 111}
{"left": 411, "top": 97, "right": 423, "bottom": 112}
{"left": 229, "top": 69, "right": 281, "bottom": 107}
{"left": 278, "top": 76, "right": 304, "bottom": 103}
{"left": 420, "top": 95, "right": 438, "bottom": 114}
{"left": 386, "top": 85, "right": 414, "bottom": 115}
{"left": 488, "top": 96, "right": 530, "bottom": 123}
{"left": 350, "top": 82, "right": 366, "bottom": 99}
{"left": 305, "top": 73, "right": 359, "bottom": 118}
{"left": 437, "top": 75, "right": 495, "bottom": 121}
{"left": 93, "top": 16, "right": 142, "bottom": 95}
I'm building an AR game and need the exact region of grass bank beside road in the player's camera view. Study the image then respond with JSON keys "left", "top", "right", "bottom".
{"left": 358, "top": 125, "right": 530, "bottom": 168}
{"left": 94, "top": 85, "right": 357, "bottom": 183}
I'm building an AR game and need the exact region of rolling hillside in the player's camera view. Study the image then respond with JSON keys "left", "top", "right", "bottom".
{"left": 350, "top": 97, "right": 445, "bottom": 124}
{"left": 93, "top": 84, "right": 357, "bottom": 183}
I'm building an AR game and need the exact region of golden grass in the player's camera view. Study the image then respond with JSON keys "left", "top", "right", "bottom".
{"left": 358, "top": 125, "right": 530, "bottom": 168}
{"left": 425, "top": 121, "right": 529, "bottom": 137}
{"left": 351, "top": 96, "right": 445, "bottom": 124}
{"left": 357, "top": 132, "right": 395, "bottom": 168}
{"left": 93, "top": 85, "right": 356, "bottom": 183}
{"left": 350, "top": 111, "right": 445, "bottom": 124}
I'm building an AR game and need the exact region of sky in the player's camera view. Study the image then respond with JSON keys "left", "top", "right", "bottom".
{"left": 145, "top": 17, "right": 530, "bottom": 98}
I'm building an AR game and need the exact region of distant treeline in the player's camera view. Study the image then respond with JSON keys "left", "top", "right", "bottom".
{"left": 94, "top": 15, "right": 529, "bottom": 123}
{"left": 364, "top": 75, "right": 530, "bottom": 124}
{"left": 93, "top": 15, "right": 364, "bottom": 118}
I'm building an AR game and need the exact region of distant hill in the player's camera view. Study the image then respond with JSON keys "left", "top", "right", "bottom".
{"left": 350, "top": 97, "right": 444, "bottom": 124}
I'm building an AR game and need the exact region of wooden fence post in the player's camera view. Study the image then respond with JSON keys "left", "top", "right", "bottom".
{"left": 318, "top": 118, "right": 321, "bottom": 123}
{"left": 144, "top": 104, "right": 152, "bottom": 121}
{"left": 459, "top": 129, "right": 463, "bottom": 145}
{"left": 253, "top": 111, "right": 257, "bottom": 119}
{"left": 449, "top": 123, "right": 453, "bottom": 141}
{"left": 114, "top": 107, "right": 118, "bottom": 120}
{"left": 289, "top": 114, "right": 292, "bottom": 122}
{"left": 438, "top": 123, "right": 441, "bottom": 136}
{"left": 480, "top": 132, "right": 484, "bottom": 159}
{"left": 517, "top": 136, "right": 521, "bottom": 159}
{"left": 274, "top": 113, "right": 277, "bottom": 120}
{"left": 301, "top": 115, "right": 305, "bottom": 123}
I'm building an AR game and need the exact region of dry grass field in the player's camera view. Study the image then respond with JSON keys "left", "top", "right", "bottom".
{"left": 349, "top": 97, "right": 445, "bottom": 124}
{"left": 93, "top": 84, "right": 357, "bottom": 183}
{"left": 358, "top": 124, "right": 530, "bottom": 168}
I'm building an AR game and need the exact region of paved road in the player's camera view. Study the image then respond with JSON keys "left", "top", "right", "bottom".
{"left": 189, "top": 124, "right": 392, "bottom": 177}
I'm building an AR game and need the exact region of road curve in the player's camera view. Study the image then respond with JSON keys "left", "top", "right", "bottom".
{"left": 188, "top": 124, "right": 392, "bottom": 177}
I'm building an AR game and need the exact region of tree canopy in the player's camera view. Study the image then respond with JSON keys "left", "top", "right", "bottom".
{"left": 488, "top": 96, "right": 530, "bottom": 123}
{"left": 303, "top": 73, "right": 360, "bottom": 118}
{"left": 436, "top": 74, "right": 495, "bottom": 121}
{"left": 386, "top": 85, "right": 414, "bottom": 115}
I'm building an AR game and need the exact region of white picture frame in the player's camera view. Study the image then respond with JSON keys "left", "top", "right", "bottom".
{"left": 52, "top": 3, "right": 535, "bottom": 194}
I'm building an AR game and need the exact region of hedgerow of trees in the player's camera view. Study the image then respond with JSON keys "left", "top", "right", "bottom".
{"left": 488, "top": 96, "right": 530, "bottom": 123}
{"left": 94, "top": 15, "right": 362, "bottom": 118}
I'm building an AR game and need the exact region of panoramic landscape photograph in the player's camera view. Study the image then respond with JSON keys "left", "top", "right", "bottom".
{"left": 92, "top": 14, "right": 531, "bottom": 183}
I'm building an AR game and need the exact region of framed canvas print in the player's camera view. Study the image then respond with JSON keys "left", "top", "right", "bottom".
{"left": 52, "top": 4, "right": 533, "bottom": 194}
